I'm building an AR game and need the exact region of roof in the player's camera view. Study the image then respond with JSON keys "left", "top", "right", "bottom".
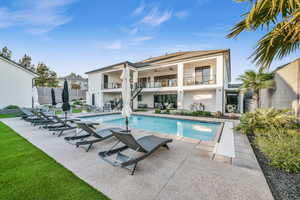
{"left": 136, "top": 49, "right": 229, "bottom": 65}
{"left": 274, "top": 57, "right": 300, "bottom": 72}
{"left": 0, "top": 55, "right": 38, "bottom": 76}
{"left": 59, "top": 73, "right": 87, "bottom": 81}
{"left": 85, "top": 49, "right": 230, "bottom": 74}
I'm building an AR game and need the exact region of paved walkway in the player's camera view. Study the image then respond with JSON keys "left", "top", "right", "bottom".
{"left": 1, "top": 118, "right": 273, "bottom": 200}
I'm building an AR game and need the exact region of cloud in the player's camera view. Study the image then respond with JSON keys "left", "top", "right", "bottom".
{"left": 175, "top": 10, "right": 189, "bottom": 20}
{"left": 139, "top": 7, "right": 172, "bottom": 26}
{"left": 0, "top": 0, "right": 75, "bottom": 34}
{"left": 107, "top": 40, "right": 122, "bottom": 49}
{"left": 132, "top": 36, "right": 153, "bottom": 42}
{"left": 196, "top": 0, "right": 211, "bottom": 6}
{"left": 132, "top": 2, "right": 145, "bottom": 16}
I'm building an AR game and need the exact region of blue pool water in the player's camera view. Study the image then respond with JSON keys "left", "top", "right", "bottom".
{"left": 81, "top": 114, "right": 220, "bottom": 141}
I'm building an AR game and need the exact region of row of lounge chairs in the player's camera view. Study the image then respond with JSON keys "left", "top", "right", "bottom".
{"left": 19, "top": 108, "right": 173, "bottom": 175}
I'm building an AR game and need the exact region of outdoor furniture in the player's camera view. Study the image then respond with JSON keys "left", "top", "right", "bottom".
{"left": 48, "top": 116, "right": 81, "bottom": 137}
{"left": 64, "top": 122, "right": 126, "bottom": 152}
{"left": 98, "top": 130, "right": 173, "bottom": 175}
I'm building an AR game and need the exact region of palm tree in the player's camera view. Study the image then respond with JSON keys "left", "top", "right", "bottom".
{"left": 227, "top": 0, "right": 300, "bottom": 68}
{"left": 238, "top": 69, "right": 274, "bottom": 108}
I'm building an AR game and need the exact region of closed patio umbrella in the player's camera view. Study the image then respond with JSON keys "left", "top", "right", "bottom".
{"left": 62, "top": 80, "right": 70, "bottom": 120}
{"left": 121, "top": 65, "right": 132, "bottom": 132}
{"left": 51, "top": 88, "right": 57, "bottom": 106}
{"left": 32, "top": 87, "right": 40, "bottom": 109}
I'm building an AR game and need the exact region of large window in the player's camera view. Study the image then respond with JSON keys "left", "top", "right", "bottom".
{"left": 195, "top": 66, "right": 210, "bottom": 84}
{"left": 154, "top": 94, "right": 177, "bottom": 109}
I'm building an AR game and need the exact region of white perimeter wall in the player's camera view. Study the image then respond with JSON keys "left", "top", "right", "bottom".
{"left": 139, "top": 93, "right": 154, "bottom": 107}
{"left": 0, "top": 58, "right": 35, "bottom": 108}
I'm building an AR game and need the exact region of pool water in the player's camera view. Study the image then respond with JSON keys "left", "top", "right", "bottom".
{"left": 81, "top": 114, "right": 220, "bottom": 141}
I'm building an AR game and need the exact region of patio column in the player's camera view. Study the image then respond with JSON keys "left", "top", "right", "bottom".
{"left": 177, "top": 63, "right": 184, "bottom": 109}
{"left": 216, "top": 55, "right": 224, "bottom": 86}
{"left": 239, "top": 92, "right": 244, "bottom": 113}
{"left": 215, "top": 88, "right": 223, "bottom": 113}
{"left": 98, "top": 91, "right": 103, "bottom": 109}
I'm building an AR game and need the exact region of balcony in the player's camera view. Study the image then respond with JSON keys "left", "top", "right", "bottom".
{"left": 102, "top": 82, "right": 122, "bottom": 89}
{"left": 183, "top": 75, "right": 216, "bottom": 86}
{"left": 139, "top": 79, "right": 177, "bottom": 88}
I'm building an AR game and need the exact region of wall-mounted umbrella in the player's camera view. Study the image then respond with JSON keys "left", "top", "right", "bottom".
{"left": 120, "top": 65, "right": 132, "bottom": 132}
{"left": 61, "top": 80, "right": 70, "bottom": 120}
{"left": 51, "top": 88, "right": 57, "bottom": 106}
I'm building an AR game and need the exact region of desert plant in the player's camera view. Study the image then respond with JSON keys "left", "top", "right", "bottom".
{"left": 255, "top": 129, "right": 300, "bottom": 173}
{"left": 155, "top": 109, "right": 161, "bottom": 114}
{"left": 228, "top": 0, "right": 300, "bottom": 68}
{"left": 238, "top": 69, "right": 274, "bottom": 108}
{"left": 235, "top": 108, "right": 300, "bottom": 135}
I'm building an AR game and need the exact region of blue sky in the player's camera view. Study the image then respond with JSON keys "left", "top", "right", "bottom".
{"left": 0, "top": 0, "right": 299, "bottom": 82}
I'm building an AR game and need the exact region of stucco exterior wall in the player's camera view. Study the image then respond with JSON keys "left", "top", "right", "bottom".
{"left": 87, "top": 72, "right": 102, "bottom": 106}
{"left": 138, "top": 92, "right": 154, "bottom": 108}
{"left": 183, "top": 59, "right": 217, "bottom": 84}
{"left": 260, "top": 58, "right": 300, "bottom": 115}
{"left": 0, "top": 58, "right": 35, "bottom": 108}
{"left": 183, "top": 90, "right": 216, "bottom": 112}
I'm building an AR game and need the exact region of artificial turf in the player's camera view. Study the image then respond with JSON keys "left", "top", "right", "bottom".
{"left": 0, "top": 113, "right": 19, "bottom": 118}
{"left": 0, "top": 122, "right": 109, "bottom": 200}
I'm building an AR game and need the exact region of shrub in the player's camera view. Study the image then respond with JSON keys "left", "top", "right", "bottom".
{"left": 234, "top": 108, "right": 300, "bottom": 135}
{"left": 5, "top": 105, "right": 19, "bottom": 109}
{"left": 155, "top": 109, "right": 161, "bottom": 114}
{"left": 255, "top": 129, "right": 300, "bottom": 173}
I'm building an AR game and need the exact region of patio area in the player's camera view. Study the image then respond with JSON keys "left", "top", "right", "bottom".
{"left": 1, "top": 117, "right": 273, "bottom": 200}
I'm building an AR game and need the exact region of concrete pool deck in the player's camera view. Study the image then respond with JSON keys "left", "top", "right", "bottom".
{"left": 1, "top": 118, "right": 273, "bottom": 200}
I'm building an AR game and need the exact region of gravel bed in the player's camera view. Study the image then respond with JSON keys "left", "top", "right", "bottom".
{"left": 248, "top": 135, "right": 300, "bottom": 200}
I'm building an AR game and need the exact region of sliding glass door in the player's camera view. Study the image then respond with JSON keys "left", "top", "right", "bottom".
{"left": 154, "top": 94, "right": 177, "bottom": 109}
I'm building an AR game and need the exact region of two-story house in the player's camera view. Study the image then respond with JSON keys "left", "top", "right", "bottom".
{"left": 86, "top": 49, "right": 243, "bottom": 113}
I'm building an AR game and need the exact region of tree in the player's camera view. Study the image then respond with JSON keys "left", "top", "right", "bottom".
{"left": 35, "top": 63, "right": 58, "bottom": 87}
{"left": 0, "top": 46, "right": 12, "bottom": 59}
{"left": 227, "top": 0, "right": 300, "bottom": 68}
{"left": 35, "top": 63, "right": 49, "bottom": 87}
{"left": 47, "top": 71, "right": 59, "bottom": 87}
{"left": 19, "top": 54, "right": 35, "bottom": 71}
{"left": 238, "top": 69, "right": 274, "bottom": 108}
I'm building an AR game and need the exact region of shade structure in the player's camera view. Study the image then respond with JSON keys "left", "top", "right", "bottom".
{"left": 32, "top": 87, "right": 40, "bottom": 109}
{"left": 51, "top": 88, "right": 57, "bottom": 106}
{"left": 121, "top": 65, "right": 132, "bottom": 131}
{"left": 61, "top": 80, "right": 70, "bottom": 119}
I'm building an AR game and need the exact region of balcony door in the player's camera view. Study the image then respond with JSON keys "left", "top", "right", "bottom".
{"left": 195, "top": 66, "right": 210, "bottom": 84}
{"left": 154, "top": 74, "right": 177, "bottom": 87}
{"left": 103, "top": 75, "right": 108, "bottom": 89}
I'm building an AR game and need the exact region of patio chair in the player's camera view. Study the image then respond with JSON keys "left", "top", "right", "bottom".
{"left": 64, "top": 122, "right": 126, "bottom": 152}
{"left": 47, "top": 116, "right": 81, "bottom": 137}
{"left": 98, "top": 130, "right": 173, "bottom": 175}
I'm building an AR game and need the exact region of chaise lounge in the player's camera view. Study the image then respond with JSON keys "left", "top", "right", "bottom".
{"left": 64, "top": 122, "right": 126, "bottom": 152}
{"left": 98, "top": 130, "right": 173, "bottom": 175}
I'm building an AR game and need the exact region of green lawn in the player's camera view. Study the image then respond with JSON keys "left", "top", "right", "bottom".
{"left": 55, "top": 109, "right": 83, "bottom": 115}
{"left": 0, "top": 113, "right": 19, "bottom": 119}
{"left": 0, "top": 122, "right": 109, "bottom": 200}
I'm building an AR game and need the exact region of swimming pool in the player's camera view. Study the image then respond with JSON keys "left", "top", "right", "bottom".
{"left": 81, "top": 114, "right": 221, "bottom": 141}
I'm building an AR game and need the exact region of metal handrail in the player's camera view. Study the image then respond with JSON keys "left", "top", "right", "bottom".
{"left": 102, "top": 82, "right": 122, "bottom": 89}
{"left": 183, "top": 74, "right": 216, "bottom": 86}
{"left": 138, "top": 79, "right": 177, "bottom": 88}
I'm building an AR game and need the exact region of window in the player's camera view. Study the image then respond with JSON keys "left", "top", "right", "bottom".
{"left": 138, "top": 94, "right": 142, "bottom": 102}
{"left": 103, "top": 75, "right": 108, "bottom": 89}
{"left": 195, "top": 66, "right": 210, "bottom": 84}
